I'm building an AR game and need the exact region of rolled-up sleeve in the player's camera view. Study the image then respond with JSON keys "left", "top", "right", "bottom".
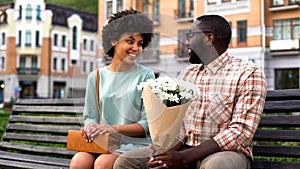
{"left": 83, "top": 70, "right": 100, "bottom": 127}
{"left": 213, "top": 68, "right": 267, "bottom": 156}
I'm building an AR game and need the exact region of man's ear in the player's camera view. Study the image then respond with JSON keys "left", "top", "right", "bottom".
{"left": 206, "top": 33, "right": 215, "bottom": 46}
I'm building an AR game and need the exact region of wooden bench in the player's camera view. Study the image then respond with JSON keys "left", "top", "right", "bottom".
{"left": 0, "top": 89, "right": 299, "bottom": 169}
{"left": 252, "top": 89, "right": 300, "bottom": 169}
{"left": 0, "top": 98, "right": 84, "bottom": 169}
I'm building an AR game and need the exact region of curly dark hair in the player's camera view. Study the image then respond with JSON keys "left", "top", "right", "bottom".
{"left": 102, "top": 8, "right": 154, "bottom": 58}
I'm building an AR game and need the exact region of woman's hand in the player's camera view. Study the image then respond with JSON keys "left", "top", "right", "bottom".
{"left": 83, "top": 123, "right": 118, "bottom": 142}
{"left": 80, "top": 127, "right": 92, "bottom": 142}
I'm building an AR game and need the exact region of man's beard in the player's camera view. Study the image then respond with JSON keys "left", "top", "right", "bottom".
{"left": 188, "top": 49, "right": 203, "bottom": 64}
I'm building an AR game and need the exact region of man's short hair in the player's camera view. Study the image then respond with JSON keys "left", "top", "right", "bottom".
{"left": 196, "top": 15, "right": 232, "bottom": 46}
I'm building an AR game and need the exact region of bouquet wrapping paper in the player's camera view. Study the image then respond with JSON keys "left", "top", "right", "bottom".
{"left": 142, "top": 85, "right": 191, "bottom": 151}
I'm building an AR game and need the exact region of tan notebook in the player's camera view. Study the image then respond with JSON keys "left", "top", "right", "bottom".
{"left": 67, "top": 130, "right": 121, "bottom": 154}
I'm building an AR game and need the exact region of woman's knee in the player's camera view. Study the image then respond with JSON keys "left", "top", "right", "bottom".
{"left": 70, "top": 152, "right": 96, "bottom": 169}
{"left": 94, "top": 153, "right": 119, "bottom": 169}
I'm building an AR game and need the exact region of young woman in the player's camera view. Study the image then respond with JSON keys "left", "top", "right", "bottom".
{"left": 70, "top": 8, "right": 155, "bottom": 169}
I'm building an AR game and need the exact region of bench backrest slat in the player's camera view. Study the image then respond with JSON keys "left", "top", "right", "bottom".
{"left": 259, "top": 116, "right": 300, "bottom": 127}
{"left": 253, "top": 145, "right": 300, "bottom": 157}
{"left": 4, "top": 133, "right": 68, "bottom": 143}
{"left": 263, "top": 100, "right": 300, "bottom": 113}
{"left": 9, "top": 115, "right": 83, "bottom": 124}
{"left": 0, "top": 141, "right": 76, "bottom": 156}
{"left": 254, "top": 130, "right": 300, "bottom": 141}
{"left": 6, "top": 124, "right": 80, "bottom": 133}
{"left": 12, "top": 105, "right": 83, "bottom": 114}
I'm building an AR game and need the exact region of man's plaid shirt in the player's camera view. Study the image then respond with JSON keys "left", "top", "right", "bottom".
{"left": 177, "top": 52, "right": 267, "bottom": 160}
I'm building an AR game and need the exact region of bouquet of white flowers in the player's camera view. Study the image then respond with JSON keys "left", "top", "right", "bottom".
{"left": 137, "top": 76, "right": 196, "bottom": 107}
{"left": 137, "top": 76, "right": 198, "bottom": 153}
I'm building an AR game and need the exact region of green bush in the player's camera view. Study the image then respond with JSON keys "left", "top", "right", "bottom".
{"left": 0, "top": 109, "right": 11, "bottom": 140}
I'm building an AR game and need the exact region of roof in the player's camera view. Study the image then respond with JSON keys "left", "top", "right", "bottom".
{"left": 46, "top": 3, "right": 98, "bottom": 32}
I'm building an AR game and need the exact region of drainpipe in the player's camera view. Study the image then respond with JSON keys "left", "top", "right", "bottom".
{"left": 261, "top": 0, "right": 265, "bottom": 73}
{"left": 132, "top": 0, "right": 136, "bottom": 9}
{"left": 48, "top": 26, "right": 54, "bottom": 98}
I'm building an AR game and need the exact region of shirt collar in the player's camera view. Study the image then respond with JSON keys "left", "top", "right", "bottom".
{"left": 205, "top": 51, "right": 229, "bottom": 74}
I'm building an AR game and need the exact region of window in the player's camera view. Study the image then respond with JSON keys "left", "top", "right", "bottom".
{"left": 207, "top": 0, "right": 217, "bottom": 4}
{"left": 117, "top": 0, "right": 123, "bottom": 12}
{"left": 61, "top": 58, "right": 66, "bottom": 71}
{"left": 178, "top": 29, "right": 189, "bottom": 58}
{"left": 26, "top": 4, "right": 32, "bottom": 19}
{"left": 53, "top": 34, "right": 58, "bottom": 46}
{"left": 0, "top": 56, "right": 5, "bottom": 70}
{"left": 35, "top": 31, "right": 40, "bottom": 46}
{"left": 83, "top": 60, "right": 87, "bottom": 73}
{"left": 153, "top": 0, "right": 160, "bottom": 22}
{"left": 106, "top": 0, "right": 123, "bottom": 19}
{"left": 83, "top": 39, "right": 87, "bottom": 50}
{"left": 289, "top": 0, "right": 299, "bottom": 5}
{"left": 72, "top": 26, "right": 77, "bottom": 50}
{"left": 272, "top": 0, "right": 284, "bottom": 6}
{"left": 273, "top": 18, "right": 299, "bottom": 40}
{"left": 25, "top": 30, "right": 31, "bottom": 46}
{"left": 143, "top": 0, "right": 149, "bottom": 13}
{"left": 36, "top": 5, "right": 41, "bottom": 20}
{"left": 31, "top": 56, "right": 38, "bottom": 74}
{"left": 19, "top": 56, "right": 26, "bottom": 74}
{"left": 237, "top": 20, "right": 247, "bottom": 43}
{"left": 178, "top": 0, "right": 186, "bottom": 18}
{"left": 228, "top": 21, "right": 232, "bottom": 44}
{"left": 19, "top": 5, "right": 22, "bottom": 19}
{"left": 139, "top": 32, "right": 160, "bottom": 63}
{"left": 177, "top": 0, "right": 194, "bottom": 18}
{"left": 275, "top": 68, "right": 299, "bottom": 89}
{"left": 1, "top": 33, "right": 5, "bottom": 45}
{"left": 18, "top": 30, "right": 22, "bottom": 46}
{"left": 90, "top": 61, "right": 94, "bottom": 72}
{"left": 62, "top": 35, "right": 66, "bottom": 48}
{"left": 53, "top": 58, "right": 57, "bottom": 71}
{"left": 107, "top": 0, "right": 113, "bottom": 18}
{"left": 90, "top": 40, "right": 94, "bottom": 51}
{"left": 189, "top": 0, "right": 194, "bottom": 17}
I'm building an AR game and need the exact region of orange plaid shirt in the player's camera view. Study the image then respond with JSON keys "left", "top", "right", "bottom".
{"left": 177, "top": 52, "right": 267, "bottom": 160}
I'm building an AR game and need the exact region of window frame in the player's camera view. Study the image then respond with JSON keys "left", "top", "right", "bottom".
{"left": 237, "top": 20, "right": 247, "bottom": 43}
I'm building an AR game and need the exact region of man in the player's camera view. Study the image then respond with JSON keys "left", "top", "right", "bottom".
{"left": 113, "top": 14, "right": 267, "bottom": 169}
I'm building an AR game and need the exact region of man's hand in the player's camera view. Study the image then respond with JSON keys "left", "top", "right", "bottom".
{"left": 148, "top": 150, "right": 185, "bottom": 169}
{"left": 148, "top": 156, "right": 168, "bottom": 169}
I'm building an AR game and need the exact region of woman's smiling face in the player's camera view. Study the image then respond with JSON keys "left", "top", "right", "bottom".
{"left": 113, "top": 33, "right": 144, "bottom": 64}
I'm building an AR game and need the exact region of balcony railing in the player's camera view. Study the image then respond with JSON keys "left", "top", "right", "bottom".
{"left": 174, "top": 9, "right": 194, "bottom": 21}
{"left": 17, "top": 67, "right": 40, "bottom": 75}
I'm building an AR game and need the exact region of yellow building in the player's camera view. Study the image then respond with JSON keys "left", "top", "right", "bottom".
{"left": 0, "top": 0, "right": 98, "bottom": 104}
{"left": 98, "top": 0, "right": 300, "bottom": 90}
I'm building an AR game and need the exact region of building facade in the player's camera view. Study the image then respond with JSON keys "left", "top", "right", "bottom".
{"left": 0, "top": 0, "right": 98, "bottom": 104}
{"left": 98, "top": 0, "right": 300, "bottom": 90}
